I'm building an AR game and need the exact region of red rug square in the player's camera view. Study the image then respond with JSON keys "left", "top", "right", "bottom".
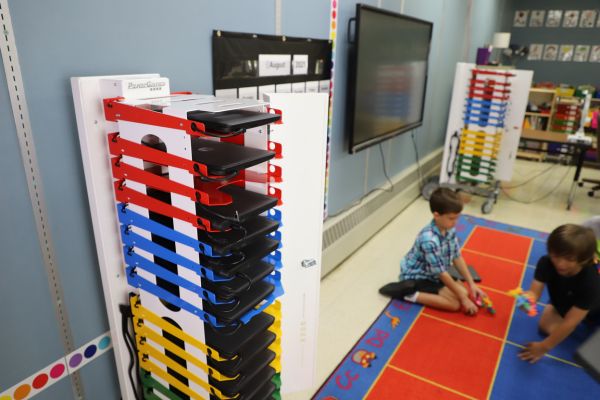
{"left": 462, "top": 251, "right": 526, "bottom": 292}
{"left": 390, "top": 316, "right": 503, "bottom": 399}
{"left": 423, "top": 289, "right": 516, "bottom": 339}
{"left": 463, "top": 226, "right": 532, "bottom": 264}
{"left": 366, "top": 366, "right": 470, "bottom": 400}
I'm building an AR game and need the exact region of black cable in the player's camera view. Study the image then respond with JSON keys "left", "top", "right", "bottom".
{"left": 119, "top": 304, "right": 143, "bottom": 400}
{"left": 446, "top": 131, "right": 460, "bottom": 181}
{"left": 501, "top": 165, "right": 572, "bottom": 204}
{"left": 327, "top": 161, "right": 404, "bottom": 218}
{"left": 501, "top": 162, "right": 559, "bottom": 189}
{"left": 327, "top": 178, "right": 397, "bottom": 218}
{"left": 411, "top": 130, "right": 423, "bottom": 189}
{"left": 329, "top": 138, "right": 416, "bottom": 218}
{"left": 378, "top": 143, "right": 394, "bottom": 193}
{"left": 204, "top": 223, "right": 247, "bottom": 245}
{"left": 237, "top": 272, "right": 253, "bottom": 292}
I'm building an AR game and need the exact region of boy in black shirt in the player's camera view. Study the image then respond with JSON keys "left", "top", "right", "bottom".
{"left": 519, "top": 224, "right": 600, "bottom": 363}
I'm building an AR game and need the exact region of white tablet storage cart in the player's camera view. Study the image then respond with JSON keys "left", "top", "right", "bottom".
{"left": 72, "top": 74, "right": 328, "bottom": 399}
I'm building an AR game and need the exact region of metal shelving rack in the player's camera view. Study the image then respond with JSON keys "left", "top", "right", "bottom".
{"left": 428, "top": 63, "right": 533, "bottom": 214}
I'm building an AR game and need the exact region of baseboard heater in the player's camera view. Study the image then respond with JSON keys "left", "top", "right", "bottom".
{"left": 321, "top": 148, "right": 442, "bottom": 277}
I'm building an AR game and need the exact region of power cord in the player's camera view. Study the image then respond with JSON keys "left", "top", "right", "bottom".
{"left": 501, "top": 165, "right": 572, "bottom": 204}
{"left": 327, "top": 143, "right": 395, "bottom": 218}
{"left": 411, "top": 129, "right": 423, "bottom": 190}
{"left": 378, "top": 143, "right": 394, "bottom": 193}
{"left": 119, "top": 304, "right": 143, "bottom": 400}
{"left": 501, "top": 162, "right": 559, "bottom": 189}
{"left": 329, "top": 133, "right": 423, "bottom": 219}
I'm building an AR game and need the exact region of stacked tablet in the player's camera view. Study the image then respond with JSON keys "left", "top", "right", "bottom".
{"left": 105, "top": 97, "right": 283, "bottom": 399}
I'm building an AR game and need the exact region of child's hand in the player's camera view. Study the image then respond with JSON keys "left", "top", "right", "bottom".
{"left": 522, "top": 290, "right": 538, "bottom": 302}
{"left": 469, "top": 283, "right": 487, "bottom": 301}
{"left": 518, "top": 341, "right": 549, "bottom": 363}
{"left": 460, "top": 297, "right": 478, "bottom": 315}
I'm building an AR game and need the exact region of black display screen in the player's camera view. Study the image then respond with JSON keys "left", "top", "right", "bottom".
{"left": 348, "top": 5, "right": 432, "bottom": 153}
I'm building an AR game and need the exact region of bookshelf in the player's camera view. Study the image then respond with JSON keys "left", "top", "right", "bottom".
{"left": 523, "top": 88, "right": 556, "bottom": 131}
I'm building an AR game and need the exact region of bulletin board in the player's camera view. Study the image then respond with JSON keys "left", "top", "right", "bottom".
{"left": 212, "top": 30, "right": 332, "bottom": 98}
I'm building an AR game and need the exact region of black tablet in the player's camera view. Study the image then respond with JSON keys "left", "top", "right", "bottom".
{"left": 202, "top": 260, "right": 275, "bottom": 300}
{"left": 191, "top": 137, "right": 275, "bottom": 176}
{"left": 187, "top": 109, "right": 281, "bottom": 133}
{"left": 206, "top": 312, "right": 274, "bottom": 359}
{"left": 195, "top": 185, "right": 277, "bottom": 228}
{"left": 197, "top": 216, "right": 279, "bottom": 256}
{"left": 447, "top": 264, "right": 482, "bottom": 282}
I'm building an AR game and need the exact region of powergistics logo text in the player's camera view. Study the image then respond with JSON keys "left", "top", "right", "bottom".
{"left": 127, "top": 81, "right": 167, "bottom": 92}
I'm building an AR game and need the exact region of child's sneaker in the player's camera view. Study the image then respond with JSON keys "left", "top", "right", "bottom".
{"left": 379, "top": 280, "right": 417, "bottom": 298}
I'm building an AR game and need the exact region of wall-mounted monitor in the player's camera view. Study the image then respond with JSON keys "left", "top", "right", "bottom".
{"left": 347, "top": 4, "right": 433, "bottom": 153}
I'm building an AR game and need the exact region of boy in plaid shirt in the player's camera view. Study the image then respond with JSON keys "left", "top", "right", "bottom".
{"left": 380, "top": 188, "right": 485, "bottom": 314}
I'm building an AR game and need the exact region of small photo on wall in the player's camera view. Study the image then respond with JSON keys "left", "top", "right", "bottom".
{"left": 527, "top": 44, "right": 544, "bottom": 60}
{"left": 546, "top": 10, "right": 562, "bottom": 27}
{"left": 559, "top": 45, "right": 574, "bottom": 61}
{"left": 590, "top": 46, "right": 600, "bottom": 63}
{"left": 580, "top": 10, "right": 597, "bottom": 28}
{"left": 542, "top": 44, "right": 558, "bottom": 61}
{"left": 562, "top": 10, "right": 579, "bottom": 28}
{"left": 573, "top": 45, "right": 590, "bottom": 62}
{"left": 513, "top": 10, "right": 529, "bottom": 27}
{"left": 529, "top": 10, "right": 545, "bottom": 27}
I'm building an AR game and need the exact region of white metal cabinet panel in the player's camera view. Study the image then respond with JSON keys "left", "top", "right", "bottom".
{"left": 264, "top": 92, "right": 328, "bottom": 394}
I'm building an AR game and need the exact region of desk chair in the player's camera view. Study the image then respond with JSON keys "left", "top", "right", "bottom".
{"left": 580, "top": 112, "right": 600, "bottom": 197}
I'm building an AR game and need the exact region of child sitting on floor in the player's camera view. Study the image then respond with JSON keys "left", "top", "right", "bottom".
{"left": 519, "top": 224, "right": 600, "bottom": 363}
{"left": 379, "top": 187, "right": 485, "bottom": 315}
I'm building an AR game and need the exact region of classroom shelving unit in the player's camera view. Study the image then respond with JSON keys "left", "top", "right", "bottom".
{"left": 524, "top": 88, "right": 556, "bottom": 132}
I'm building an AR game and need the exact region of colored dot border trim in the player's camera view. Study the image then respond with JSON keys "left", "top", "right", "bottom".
{"left": 324, "top": 0, "right": 338, "bottom": 218}
{"left": 0, "top": 332, "right": 112, "bottom": 400}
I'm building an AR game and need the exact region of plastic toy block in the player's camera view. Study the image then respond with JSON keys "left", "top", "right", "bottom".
{"left": 474, "top": 294, "right": 496, "bottom": 315}
{"left": 482, "top": 296, "right": 496, "bottom": 315}
{"left": 508, "top": 287, "right": 538, "bottom": 317}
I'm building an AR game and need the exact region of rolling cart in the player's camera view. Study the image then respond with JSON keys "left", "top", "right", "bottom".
{"left": 424, "top": 63, "right": 532, "bottom": 214}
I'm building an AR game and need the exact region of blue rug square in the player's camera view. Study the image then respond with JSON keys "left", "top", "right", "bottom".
{"left": 490, "top": 344, "right": 600, "bottom": 399}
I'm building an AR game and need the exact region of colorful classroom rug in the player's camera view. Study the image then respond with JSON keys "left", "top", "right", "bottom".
{"left": 312, "top": 215, "right": 600, "bottom": 400}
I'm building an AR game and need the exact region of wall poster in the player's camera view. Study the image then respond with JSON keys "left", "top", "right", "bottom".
{"left": 513, "top": 10, "right": 529, "bottom": 27}
{"left": 546, "top": 10, "right": 562, "bottom": 27}
{"left": 580, "top": 10, "right": 597, "bottom": 28}
{"left": 529, "top": 10, "right": 545, "bottom": 27}
{"left": 562, "top": 10, "right": 579, "bottom": 28}
{"left": 573, "top": 45, "right": 590, "bottom": 62}
{"left": 542, "top": 44, "right": 558, "bottom": 60}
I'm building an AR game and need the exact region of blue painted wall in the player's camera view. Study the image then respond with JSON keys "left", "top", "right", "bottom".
{"left": 0, "top": 0, "right": 507, "bottom": 397}
{"left": 327, "top": 0, "right": 507, "bottom": 214}
{"left": 2, "top": 1, "right": 276, "bottom": 398}
{"left": 505, "top": 0, "right": 600, "bottom": 86}
{"left": 0, "top": 41, "right": 77, "bottom": 400}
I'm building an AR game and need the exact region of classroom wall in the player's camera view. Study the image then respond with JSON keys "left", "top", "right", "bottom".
{"left": 326, "top": 0, "right": 508, "bottom": 215}
{"left": 505, "top": 0, "right": 600, "bottom": 86}
{"left": 0, "top": 0, "right": 506, "bottom": 398}
{"left": 468, "top": 0, "right": 510, "bottom": 61}
{"left": 1, "top": 1, "right": 278, "bottom": 399}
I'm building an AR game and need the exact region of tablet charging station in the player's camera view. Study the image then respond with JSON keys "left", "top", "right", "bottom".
{"left": 72, "top": 74, "right": 328, "bottom": 399}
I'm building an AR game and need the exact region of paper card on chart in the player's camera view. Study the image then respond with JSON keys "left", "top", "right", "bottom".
{"left": 259, "top": 54, "right": 291, "bottom": 77}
